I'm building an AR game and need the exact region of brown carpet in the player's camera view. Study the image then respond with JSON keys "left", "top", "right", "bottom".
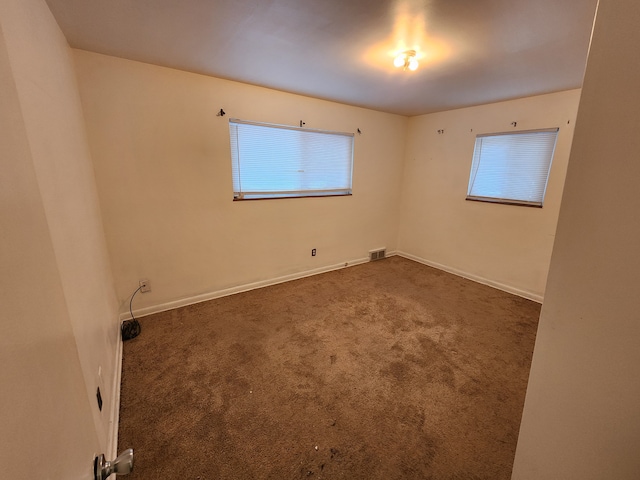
{"left": 118, "top": 256, "right": 540, "bottom": 479}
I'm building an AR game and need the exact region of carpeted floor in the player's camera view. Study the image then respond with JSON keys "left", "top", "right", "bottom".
{"left": 118, "top": 256, "right": 540, "bottom": 479}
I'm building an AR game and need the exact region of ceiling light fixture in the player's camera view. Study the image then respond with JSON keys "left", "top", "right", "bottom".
{"left": 394, "top": 50, "right": 419, "bottom": 71}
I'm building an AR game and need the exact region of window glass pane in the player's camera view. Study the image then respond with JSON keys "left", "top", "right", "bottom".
{"left": 467, "top": 129, "right": 558, "bottom": 207}
{"left": 229, "top": 119, "right": 354, "bottom": 200}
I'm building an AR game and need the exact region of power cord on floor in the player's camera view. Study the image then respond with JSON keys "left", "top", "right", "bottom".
{"left": 121, "top": 285, "right": 142, "bottom": 341}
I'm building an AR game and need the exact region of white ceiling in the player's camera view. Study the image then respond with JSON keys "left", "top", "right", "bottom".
{"left": 45, "top": 0, "right": 598, "bottom": 116}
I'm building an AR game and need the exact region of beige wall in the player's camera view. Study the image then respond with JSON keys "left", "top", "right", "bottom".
{"left": 73, "top": 50, "right": 407, "bottom": 314}
{"left": 0, "top": 31, "right": 98, "bottom": 480}
{"left": 512, "top": 0, "right": 640, "bottom": 478}
{"left": 0, "top": 0, "right": 120, "bottom": 476}
{"left": 397, "top": 91, "right": 581, "bottom": 301}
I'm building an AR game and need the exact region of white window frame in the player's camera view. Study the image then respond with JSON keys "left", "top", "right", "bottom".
{"left": 229, "top": 118, "right": 354, "bottom": 200}
{"left": 466, "top": 128, "right": 559, "bottom": 207}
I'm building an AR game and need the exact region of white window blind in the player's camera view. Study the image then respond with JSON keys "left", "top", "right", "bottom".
{"left": 229, "top": 119, "right": 354, "bottom": 200}
{"left": 467, "top": 128, "right": 559, "bottom": 207}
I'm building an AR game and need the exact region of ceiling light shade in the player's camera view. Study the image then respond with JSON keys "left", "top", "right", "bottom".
{"left": 394, "top": 50, "right": 418, "bottom": 71}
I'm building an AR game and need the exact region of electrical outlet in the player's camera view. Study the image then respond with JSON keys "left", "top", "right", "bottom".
{"left": 139, "top": 279, "right": 151, "bottom": 293}
{"left": 311, "top": 248, "right": 316, "bottom": 257}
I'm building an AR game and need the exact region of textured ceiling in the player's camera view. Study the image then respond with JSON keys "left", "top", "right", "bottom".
{"left": 45, "top": 0, "right": 598, "bottom": 116}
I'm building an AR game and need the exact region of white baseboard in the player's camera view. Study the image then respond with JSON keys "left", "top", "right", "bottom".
{"left": 119, "top": 249, "right": 540, "bottom": 323}
{"left": 106, "top": 325, "right": 123, "bottom": 460}
{"left": 396, "top": 251, "right": 543, "bottom": 303}
{"left": 120, "top": 256, "right": 378, "bottom": 321}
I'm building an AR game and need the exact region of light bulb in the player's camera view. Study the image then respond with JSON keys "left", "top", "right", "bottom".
{"left": 408, "top": 57, "right": 419, "bottom": 71}
{"left": 393, "top": 54, "right": 406, "bottom": 68}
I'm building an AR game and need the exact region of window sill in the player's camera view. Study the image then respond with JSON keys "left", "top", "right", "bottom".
{"left": 465, "top": 196, "right": 543, "bottom": 208}
{"left": 234, "top": 192, "right": 352, "bottom": 201}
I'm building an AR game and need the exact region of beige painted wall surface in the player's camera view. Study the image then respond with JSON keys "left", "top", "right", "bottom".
{"left": 73, "top": 50, "right": 407, "bottom": 312}
{"left": 512, "top": 0, "right": 640, "bottom": 478}
{"left": 397, "top": 90, "right": 581, "bottom": 301}
{"left": 0, "top": 12, "right": 99, "bottom": 480}
{"left": 0, "top": 0, "right": 120, "bottom": 452}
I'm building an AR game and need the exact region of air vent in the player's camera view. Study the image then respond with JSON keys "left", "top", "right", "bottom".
{"left": 369, "top": 248, "right": 386, "bottom": 261}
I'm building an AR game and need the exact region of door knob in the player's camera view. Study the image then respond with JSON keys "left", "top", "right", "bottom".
{"left": 94, "top": 448, "right": 134, "bottom": 479}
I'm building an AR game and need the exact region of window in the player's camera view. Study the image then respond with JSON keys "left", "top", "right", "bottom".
{"left": 229, "top": 119, "right": 354, "bottom": 200}
{"left": 466, "top": 128, "right": 559, "bottom": 207}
